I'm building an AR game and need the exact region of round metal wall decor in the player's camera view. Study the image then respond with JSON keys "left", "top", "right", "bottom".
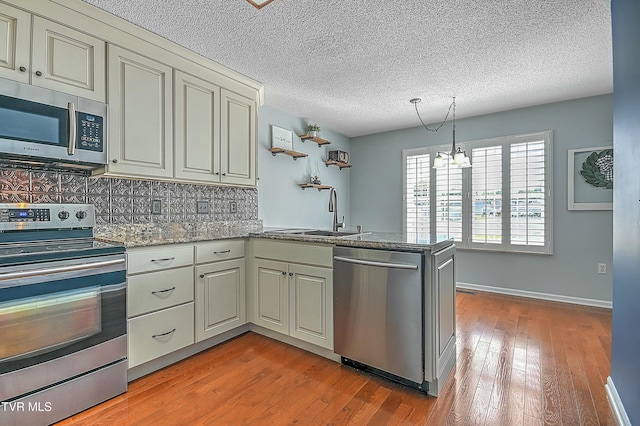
{"left": 579, "top": 149, "right": 613, "bottom": 189}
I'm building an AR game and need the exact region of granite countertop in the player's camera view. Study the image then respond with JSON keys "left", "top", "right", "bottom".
{"left": 94, "top": 220, "right": 263, "bottom": 248}
{"left": 94, "top": 222, "right": 453, "bottom": 252}
{"left": 251, "top": 228, "right": 454, "bottom": 252}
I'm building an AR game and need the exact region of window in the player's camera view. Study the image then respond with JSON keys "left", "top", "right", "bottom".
{"left": 403, "top": 131, "right": 552, "bottom": 254}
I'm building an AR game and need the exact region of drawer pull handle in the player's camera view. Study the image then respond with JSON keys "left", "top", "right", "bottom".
{"left": 151, "top": 286, "right": 176, "bottom": 295}
{"left": 151, "top": 257, "right": 175, "bottom": 263}
{"left": 214, "top": 250, "right": 231, "bottom": 254}
{"left": 152, "top": 328, "right": 176, "bottom": 339}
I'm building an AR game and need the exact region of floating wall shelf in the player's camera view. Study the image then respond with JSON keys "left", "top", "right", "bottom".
{"left": 270, "top": 147, "right": 308, "bottom": 160}
{"left": 325, "top": 159, "right": 352, "bottom": 170}
{"left": 299, "top": 134, "right": 332, "bottom": 147}
{"left": 299, "top": 183, "right": 333, "bottom": 191}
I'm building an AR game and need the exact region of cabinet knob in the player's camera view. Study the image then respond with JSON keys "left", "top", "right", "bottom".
{"left": 112, "top": 159, "right": 118, "bottom": 164}
{"left": 215, "top": 172, "right": 220, "bottom": 175}
{"left": 19, "top": 66, "right": 26, "bottom": 72}
{"left": 282, "top": 271, "right": 287, "bottom": 275}
{"left": 289, "top": 272, "right": 293, "bottom": 277}
{"left": 222, "top": 173, "right": 227, "bottom": 176}
{"left": 35, "top": 70, "right": 43, "bottom": 77}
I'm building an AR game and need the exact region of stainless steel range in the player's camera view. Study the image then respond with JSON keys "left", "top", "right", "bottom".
{"left": 0, "top": 203, "right": 127, "bottom": 426}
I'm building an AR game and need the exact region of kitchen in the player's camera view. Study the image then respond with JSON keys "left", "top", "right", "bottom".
{"left": 0, "top": 0, "right": 637, "bottom": 425}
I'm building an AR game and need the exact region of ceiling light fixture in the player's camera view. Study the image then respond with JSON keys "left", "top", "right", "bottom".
{"left": 246, "top": 0, "right": 275, "bottom": 9}
{"left": 410, "top": 97, "right": 471, "bottom": 169}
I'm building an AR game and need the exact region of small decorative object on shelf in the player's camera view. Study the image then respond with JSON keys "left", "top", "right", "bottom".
{"left": 299, "top": 183, "right": 333, "bottom": 191}
{"left": 269, "top": 147, "right": 308, "bottom": 160}
{"left": 304, "top": 123, "right": 321, "bottom": 138}
{"left": 328, "top": 150, "right": 349, "bottom": 164}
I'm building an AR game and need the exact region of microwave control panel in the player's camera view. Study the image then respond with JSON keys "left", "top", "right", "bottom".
{"left": 77, "top": 112, "right": 104, "bottom": 152}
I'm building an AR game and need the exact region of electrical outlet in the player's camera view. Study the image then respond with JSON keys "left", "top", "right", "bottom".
{"left": 598, "top": 263, "right": 607, "bottom": 274}
{"left": 196, "top": 201, "right": 209, "bottom": 214}
{"left": 151, "top": 199, "right": 162, "bottom": 215}
{"left": 229, "top": 201, "right": 237, "bottom": 214}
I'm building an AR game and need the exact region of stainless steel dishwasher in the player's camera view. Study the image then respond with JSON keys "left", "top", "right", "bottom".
{"left": 333, "top": 247, "right": 425, "bottom": 388}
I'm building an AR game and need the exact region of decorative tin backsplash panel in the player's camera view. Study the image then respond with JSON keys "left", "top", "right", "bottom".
{"left": 0, "top": 166, "right": 258, "bottom": 225}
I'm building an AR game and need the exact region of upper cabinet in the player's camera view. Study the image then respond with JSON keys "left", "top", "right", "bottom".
{"left": 0, "top": 4, "right": 105, "bottom": 101}
{"left": 107, "top": 45, "right": 173, "bottom": 179}
{"left": 220, "top": 89, "right": 257, "bottom": 186}
{"left": 174, "top": 70, "right": 221, "bottom": 182}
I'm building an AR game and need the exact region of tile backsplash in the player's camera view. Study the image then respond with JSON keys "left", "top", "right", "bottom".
{"left": 0, "top": 166, "right": 258, "bottom": 225}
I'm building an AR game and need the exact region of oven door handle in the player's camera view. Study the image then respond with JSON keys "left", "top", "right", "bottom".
{"left": 0, "top": 258, "right": 125, "bottom": 281}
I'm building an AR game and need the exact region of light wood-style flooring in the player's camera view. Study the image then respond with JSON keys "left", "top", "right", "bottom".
{"left": 56, "top": 290, "right": 613, "bottom": 425}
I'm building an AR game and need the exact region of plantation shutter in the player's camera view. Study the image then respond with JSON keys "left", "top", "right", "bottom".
{"left": 510, "top": 140, "right": 546, "bottom": 247}
{"left": 472, "top": 145, "right": 503, "bottom": 245}
{"left": 405, "top": 153, "right": 430, "bottom": 241}
{"left": 435, "top": 158, "right": 463, "bottom": 241}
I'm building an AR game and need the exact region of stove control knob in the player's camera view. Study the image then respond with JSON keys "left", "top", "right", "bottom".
{"left": 76, "top": 210, "right": 87, "bottom": 220}
{"left": 58, "top": 210, "right": 70, "bottom": 220}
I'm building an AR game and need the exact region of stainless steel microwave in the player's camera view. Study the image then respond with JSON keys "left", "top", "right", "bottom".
{"left": 0, "top": 79, "right": 107, "bottom": 170}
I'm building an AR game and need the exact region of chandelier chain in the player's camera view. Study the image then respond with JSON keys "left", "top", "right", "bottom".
{"left": 413, "top": 100, "right": 454, "bottom": 133}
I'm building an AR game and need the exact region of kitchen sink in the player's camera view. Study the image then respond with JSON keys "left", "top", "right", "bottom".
{"left": 301, "top": 230, "right": 360, "bottom": 237}
{"left": 266, "top": 229, "right": 364, "bottom": 238}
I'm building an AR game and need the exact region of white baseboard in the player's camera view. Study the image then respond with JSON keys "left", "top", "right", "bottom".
{"left": 456, "top": 282, "right": 612, "bottom": 309}
{"left": 606, "top": 376, "right": 632, "bottom": 426}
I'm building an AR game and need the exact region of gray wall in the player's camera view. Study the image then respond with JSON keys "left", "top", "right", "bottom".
{"left": 350, "top": 95, "right": 613, "bottom": 303}
{"left": 257, "top": 105, "right": 351, "bottom": 229}
{"left": 611, "top": 0, "right": 640, "bottom": 422}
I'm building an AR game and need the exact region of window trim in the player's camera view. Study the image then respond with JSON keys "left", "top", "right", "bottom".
{"left": 402, "top": 130, "right": 553, "bottom": 255}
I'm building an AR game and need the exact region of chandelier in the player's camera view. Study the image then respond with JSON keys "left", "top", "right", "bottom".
{"left": 410, "top": 97, "right": 471, "bottom": 169}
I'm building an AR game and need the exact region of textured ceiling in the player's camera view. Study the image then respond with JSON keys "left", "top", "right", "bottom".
{"left": 81, "top": 0, "right": 612, "bottom": 137}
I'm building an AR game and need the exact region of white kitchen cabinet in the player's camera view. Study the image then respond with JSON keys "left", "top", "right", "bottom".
{"left": 251, "top": 240, "right": 333, "bottom": 350}
{"left": 0, "top": 4, "right": 105, "bottom": 101}
{"left": 106, "top": 44, "right": 173, "bottom": 178}
{"left": 195, "top": 240, "right": 246, "bottom": 341}
{"left": 126, "top": 244, "right": 195, "bottom": 368}
{"left": 0, "top": 3, "right": 30, "bottom": 83}
{"left": 174, "top": 70, "right": 221, "bottom": 182}
{"left": 253, "top": 258, "right": 289, "bottom": 334}
{"left": 220, "top": 89, "right": 257, "bottom": 186}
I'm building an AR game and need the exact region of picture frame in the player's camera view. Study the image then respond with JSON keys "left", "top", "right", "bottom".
{"left": 567, "top": 146, "right": 613, "bottom": 210}
{"left": 271, "top": 125, "right": 293, "bottom": 151}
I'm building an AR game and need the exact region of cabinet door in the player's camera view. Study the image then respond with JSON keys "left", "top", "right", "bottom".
{"left": 289, "top": 264, "right": 333, "bottom": 349}
{"left": 220, "top": 89, "right": 256, "bottom": 186}
{"left": 253, "top": 258, "right": 289, "bottom": 334}
{"left": 107, "top": 45, "right": 173, "bottom": 178}
{"left": 31, "top": 17, "right": 105, "bottom": 101}
{"left": 195, "top": 259, "right": 245, "bottom": 342}
{"left": 0, "top": 3, "right": 30, "bottom": 83}
{"left": 174, "top": 70, "right": 221, "bottom": 182}
{"left": 431, "top": 245, "right": 456, "bottom": 382}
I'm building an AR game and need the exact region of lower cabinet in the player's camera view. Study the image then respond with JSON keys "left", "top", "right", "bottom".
{"left": 194, "top": 240, "right": 246, "bottom": 342}
{"left": 195, "top": 258, "right": 246, "bottom": 342}
{"left": 126, "top": 244, "right": 195, "bottom": 368}
{"left": 252, "top": 241, "right": 333, "bottom": 350}
{"left": 128, "top": 302, "right": 195, "bottom": 368}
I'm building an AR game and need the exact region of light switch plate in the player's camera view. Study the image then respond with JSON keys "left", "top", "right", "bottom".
{"left": 230, "top": 201, "right": 237, "bottom": 214}
{"left": 196, "top": 201, "right": 209, "bottom": 214}
{"left": 151, "top": 199, "right": 162, "bottom": 215}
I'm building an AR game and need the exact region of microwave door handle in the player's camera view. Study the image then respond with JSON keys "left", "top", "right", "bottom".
{"left": 68, "top": 102, "right": 76, "bottom": 156}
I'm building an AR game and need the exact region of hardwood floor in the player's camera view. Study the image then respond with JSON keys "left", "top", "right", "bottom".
{"left": 56, "top": 291, "right": 613, "bottom": 425}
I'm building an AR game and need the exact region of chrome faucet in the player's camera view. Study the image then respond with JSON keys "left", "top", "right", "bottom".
{"left": 328, "top": 188, "right": 345, "bottom": 232}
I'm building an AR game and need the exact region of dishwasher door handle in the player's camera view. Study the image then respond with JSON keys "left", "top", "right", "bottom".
{"left": 333, "top": 256, "right": 419, "bottom": 270}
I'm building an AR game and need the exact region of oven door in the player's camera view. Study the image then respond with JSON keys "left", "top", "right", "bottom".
{"left": 0, "top": 254, "right": 126, "bottom": 401}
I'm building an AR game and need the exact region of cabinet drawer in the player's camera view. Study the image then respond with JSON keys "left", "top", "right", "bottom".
{"left": 127, "top": 266, "right": 194, "bottom": 318}
{"left": 195, "top": 240, "right": 244, "bottom": 264}
{"left": 127, "top": 302, "right": 194, "bottom": 368}
{"left": 252, "top": 239, "right": 332, "bottom": 268}
{"left": 128, "top": 245, "right": 194, "bottom": 274}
